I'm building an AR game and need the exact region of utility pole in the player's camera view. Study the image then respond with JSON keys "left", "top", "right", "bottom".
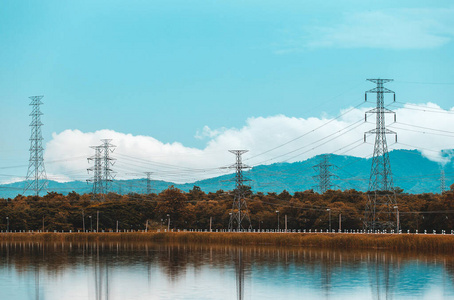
{"left": 339, "top": 213, "right": 342, "bottom": 232}
{"left": 227, "top": 150, "right": 252, "bottom": 231}
{"left": 285, "top": 215, "right": 287, "bottom": 233}
{"left": 82, "top": 211, "right": 85, "bottom": 232}
{"left": 312, "top": 154, "right": 337, "bottom": 193}
{"left": 327, "top": 209, "right": 331, "bottom": 232}
{"left": 24, "top": 96, "right": 48, "bottom": 196}
{"left": 394, "top": 206, "right": 400, "bottom": 232}
{"left": 276, "top": 210, "right": 280, "bottom": 232}
{"left": 364, "top": 78, "right": 398, "bottom": 231}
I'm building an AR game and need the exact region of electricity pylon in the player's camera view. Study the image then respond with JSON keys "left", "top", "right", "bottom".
{"left": 87, "top": 139, "right": 116, "bottom": 200}
{"left": 24, "top": 96, "right": 48, "bottom": 196}
{"left": 364, "top": 79, "right": 398, "bottom": 231}
{"left": 126, "top": 171, "right": 154, "bottom": 194}
{"left": 228, "top": 150, "right": 252, "bottom": 231}
{"left": 100, "top": 139, "right": 116, "bottom": 194}
{"left": 87, "top": 145, "right": 102, "bottom": 199}
{"left": 312, "top": 154, "right": 337, "bottom": 193}
{"left": 144, "top": 172, "right": 153, "bottom": 194}
{"left": 440, "top": 169, "right": 446, "bottom": 194}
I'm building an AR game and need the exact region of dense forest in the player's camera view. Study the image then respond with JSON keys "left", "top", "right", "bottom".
{"left": 1, "top": 185, "right": 454, "bottom": 232}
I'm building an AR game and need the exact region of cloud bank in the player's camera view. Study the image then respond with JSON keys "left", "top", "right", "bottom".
{"left": 44, "top": 102, "right": 454, "bottom": 183}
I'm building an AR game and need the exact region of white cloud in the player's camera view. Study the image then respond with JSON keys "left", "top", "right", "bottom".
{"left": 1, "top": 177, "right": 26, "bottom": 185}
{"left": 195, "top": 125, "right": 226, "bottom": 140}
{"left": 281, "top": 8, "right": 454, "bottom": 51}
{"left": 44, "top": 102, "right": 454, "bottom": 183}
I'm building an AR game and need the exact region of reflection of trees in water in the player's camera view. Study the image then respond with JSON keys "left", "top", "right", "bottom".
{"left": 2, "top": 241, "right": 454, "bottom": 299}
{"left": 307, "top": 250, "right": 399, "bottom": 299}
{"left": 443, "top": 258, "right": 454, "bottom": 289}
{"left": 159, "top": 244, "right": 189, "bottom": 280}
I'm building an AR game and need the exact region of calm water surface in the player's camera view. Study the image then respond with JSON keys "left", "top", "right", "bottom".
{"left": 0, "top": 241, "right": 453, "bottom": 300}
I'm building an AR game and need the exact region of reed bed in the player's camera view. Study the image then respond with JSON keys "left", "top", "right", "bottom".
{"left": 0, "top": 232, "right": 453, "bottom": 253}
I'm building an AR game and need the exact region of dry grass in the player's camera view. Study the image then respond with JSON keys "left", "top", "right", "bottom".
{"left": 0, "top": 232, "right": 453, "bottom": 253}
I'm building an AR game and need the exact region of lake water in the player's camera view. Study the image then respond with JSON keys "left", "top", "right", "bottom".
{"left": 0, "top": 241, "right": 453, "bottom": 300}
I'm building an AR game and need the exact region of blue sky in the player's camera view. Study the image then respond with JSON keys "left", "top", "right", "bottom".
{"left": 1, "top": 0, "right": 454, "bottom": 182}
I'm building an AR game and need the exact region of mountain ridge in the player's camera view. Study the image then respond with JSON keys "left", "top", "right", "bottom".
{"left": 0, "top": 149, "right": 451, "bottom": 198}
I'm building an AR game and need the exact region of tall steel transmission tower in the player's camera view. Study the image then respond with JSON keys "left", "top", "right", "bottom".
{"left": 440, "top": 169, "right": 446, "bottom": 194}
{"left": 364, "top": 79, "right": 398, "bottom": 231}
{"left": 87, "top": 145, "right": 102, "bottom": 198}
{"left": 228, "top": 150, "right": 252, "bottom": 231}
{"left": 144, "top": 172, "right": 153, "bottom": 194}
{"left": 24, "top": 96, "right": 48, "bottom": 196}
{"left": 312, "top": 154, "right": 337, "bottom": 193}
{"left": 100, "top": 139, "right": 116, "bottom": 194}
{"left": 87, "top": 139, "right": 116, "bottom": 200}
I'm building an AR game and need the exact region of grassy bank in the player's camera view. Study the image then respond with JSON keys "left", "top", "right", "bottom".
{"left": 1, "top": 232, "right": 453, "bottom": 253}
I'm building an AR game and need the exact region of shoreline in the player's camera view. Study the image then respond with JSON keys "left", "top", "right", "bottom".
{"left": 1, "top": 232, "right": 454, "bottom": 253}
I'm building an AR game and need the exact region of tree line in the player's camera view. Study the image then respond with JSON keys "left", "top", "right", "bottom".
{"left": 0, "top": 185, "right": 453, "bottom": 232}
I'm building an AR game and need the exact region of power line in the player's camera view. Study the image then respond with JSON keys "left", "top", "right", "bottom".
{"left": 390, "top": 102, "right": 454, "bottom": 115}
{"left": 245, "top": 101, "right": 366, "bottom": 162}
{"left": 394, "top": 122, "right": 454, "bottom": 135}
{"left": 115, "top": 152, "right": 219, "bottom": 172}
{"left": 250, "top": 119, "right": 365, "bottom": 166}
{"left": 395, "top": 142, "right": 450, "bottom": 155}
{"left": 395, "top": 80, "right": 454, "bottom": 85}
{"left": 389, "top": 125, "right": 454, "bottom": 138}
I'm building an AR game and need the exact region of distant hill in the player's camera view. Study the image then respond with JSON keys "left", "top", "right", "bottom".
{"left": 0, "top": 149, "right": 451, "bottom": 198}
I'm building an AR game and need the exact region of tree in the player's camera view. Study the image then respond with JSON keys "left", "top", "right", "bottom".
{"left": 156, "top": 186, "right": 188, "bottom": 229}
{"left": 188, "top": 186, "right": 205, "bottom": 202}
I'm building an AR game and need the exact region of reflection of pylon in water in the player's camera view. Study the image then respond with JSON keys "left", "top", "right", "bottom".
{"left": 363, "top": 79, "right": 398, "bottom": 231}
{"left": 235, "top": 249, "right": 244, "bottom": 300}
{"left": 228, "top": 150, "right": 252, "bottom": 231}
{"left": 94, "top": 250, "right": 110, "bottom": 300}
